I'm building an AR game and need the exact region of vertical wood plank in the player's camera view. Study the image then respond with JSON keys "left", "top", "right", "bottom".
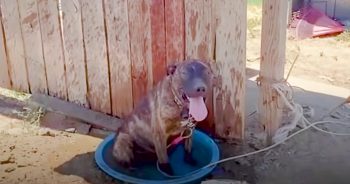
{"left": 128, "top": 0, "right": 153, "bottom": 106}
{"left": 38, "top": 0, "right": 67, "bottom": 99}
{"left": 150, "top": 0, "right": 166, "bottom": 85}
{"left": 81, "top": 0, "right": 111, "bottom": 114}
{"left": 164, "top": 0, "right": 185, "bottom": 65}
{"left": 0, "top": 0, "right": 29, "bottom": 92}
{"left": 0, "top": 15, "right": 11, "bottom": 88}
{"left": 60, "top": 0, "right": 88, "bottom": 107}
{"left": 185, "top": 0, "right": 215, "bottom": 133}
{"left": 18, "top": 0, "right": 48, "bottom": 94}
{"left": 104, "top": 0, "right": 133, "bottom": 117}
{"left": 213, "top": 0, "right": 247, "bottom": 139}
{"left": 258, "top": 0, "right": 288, "bottom": 144}
{"left": 184, "top": 0, "right": 214, "bottom": 60}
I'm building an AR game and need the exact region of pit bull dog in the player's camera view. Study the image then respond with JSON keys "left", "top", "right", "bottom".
{"left": 112, "top": 59, "right": 215, "bottom": 175}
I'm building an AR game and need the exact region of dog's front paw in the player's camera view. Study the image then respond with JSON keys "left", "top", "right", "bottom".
{"left": 159, "top": 162, "right": 174, "bottom": 176}
{"left": 184, "top": 152, "right": 197, "bottom": 166}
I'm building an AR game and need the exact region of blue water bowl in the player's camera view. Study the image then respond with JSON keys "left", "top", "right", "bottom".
{"left": 95, "top": 130, "right": 220, "bottom": 184}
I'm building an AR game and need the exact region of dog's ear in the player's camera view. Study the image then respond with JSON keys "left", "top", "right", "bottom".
{"left": 166, "top": 64, "right": 177, "bottom": 75}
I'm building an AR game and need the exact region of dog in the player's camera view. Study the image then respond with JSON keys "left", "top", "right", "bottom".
{"left": 112, "top": 59, "right": 215, "bottom": 175}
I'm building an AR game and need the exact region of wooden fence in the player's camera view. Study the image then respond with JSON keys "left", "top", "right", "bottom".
{"left": 0, "top": 0, "right": 246, "bottom": 139}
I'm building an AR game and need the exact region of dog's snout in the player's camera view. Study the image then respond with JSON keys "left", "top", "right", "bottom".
{"left": 196, "top": 86, "right": 206, "bottom": 92}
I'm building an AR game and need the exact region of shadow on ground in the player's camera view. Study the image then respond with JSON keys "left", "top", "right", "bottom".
{"left": 54, "top": 152, "right": 116, "bottom": 184}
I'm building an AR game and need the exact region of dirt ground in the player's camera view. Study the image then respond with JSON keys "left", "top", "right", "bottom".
{"left": 1, "top": 5, "right": 350, "bottom": 184}
{"left": 246, "top": 6, "right": 350, "bottom": 89}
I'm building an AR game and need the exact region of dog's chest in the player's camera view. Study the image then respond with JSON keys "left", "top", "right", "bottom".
{"left": 165, "top": 120, "right": 185, "bottom": 136}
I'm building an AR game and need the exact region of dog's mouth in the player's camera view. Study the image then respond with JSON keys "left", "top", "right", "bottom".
{"left": 181, "top": 93, "right": 208, "bottom": 122}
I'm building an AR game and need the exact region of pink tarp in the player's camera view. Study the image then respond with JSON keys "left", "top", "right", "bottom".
{"left": 290, "top": 6, "right": 344, "bottom": 40}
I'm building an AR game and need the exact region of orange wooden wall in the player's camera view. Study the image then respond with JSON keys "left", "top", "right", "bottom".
{"left": 0, "top": 0, "right": 247, "bottom": 139}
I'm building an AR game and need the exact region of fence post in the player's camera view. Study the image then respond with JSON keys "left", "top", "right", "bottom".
{"left": 0, "top": 12, "right": 11, "bottom": 88}
{"left": 213, "top": 0, "right": 247, "bottom": 139}
{"left": 258, "top": 0, "right": 288, "bottom": 144}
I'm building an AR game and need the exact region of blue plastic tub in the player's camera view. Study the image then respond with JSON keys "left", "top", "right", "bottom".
{"left": 94, "top": 130, "right": 220, "bottom": 184}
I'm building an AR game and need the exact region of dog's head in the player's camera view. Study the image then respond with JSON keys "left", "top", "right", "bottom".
{"left": 167, "top": 59, "right": 215, "bottom": 122}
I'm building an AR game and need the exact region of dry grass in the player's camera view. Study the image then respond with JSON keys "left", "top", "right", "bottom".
{"left": 247, "top": 17, "right": 261, "bottom": 38}
{"left": 0, "top": 87, "right": 30, "bottom": 101}
{"left": 247, "top": 5, "right": 262, "bottom": 39}
{"left": 0, "top": 87, "right": 45, "bottom": 127}
{"left": 336, "top": 31, "right": 350, "bottom": 42}
{"left": 12, "top": 106, "right": 45, "bottom": 126}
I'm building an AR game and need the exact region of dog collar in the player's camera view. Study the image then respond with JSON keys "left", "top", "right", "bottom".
{"left": 168, "top": 118, "right": 197, "bottom": 148}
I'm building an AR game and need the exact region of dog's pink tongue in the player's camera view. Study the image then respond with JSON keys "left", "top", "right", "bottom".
{"left": 188, "top": 97, "right": 208, "bottom": 122}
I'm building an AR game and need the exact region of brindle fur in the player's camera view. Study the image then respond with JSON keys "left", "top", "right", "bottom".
{"left": 112, "top": 59, "right": 214, "bottom": 174}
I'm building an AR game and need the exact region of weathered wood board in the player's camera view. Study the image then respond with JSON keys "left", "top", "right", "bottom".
{"left": 258, "top": 0, "right": 288, "bottom": 144}
{"left": 184, "top": 0, "right": 216, "bottom": 133}
{"left": 164, "top": 0, "right": 185, "bottom": 65}
{"left": 18, "top": 0, "right": 48, "bottom": 94}
{"left": 150, "top": 0, "right": 166, "bottom": 86}
{"left": 60, "top": 0, "right": 88, "bottom": 107}
{"left": 104, "top": 0, "right": 133, "bottom": 117}
{"left": 128, "top": 0, "right": 153, "bottom": 106}
{"left": 81, "top": 0, "right": 111, "bottom": 114}
{"left": 213, "top": 0, "right": 247, "bottom": 139}
{"left": 0, "top": 0, "right": 29, "bottom": 92}
{"left": 38, "top": 0, "right": 67, "bottom": 99}
{"left": 0, "top": 15, "right": 10, "bottom": 88}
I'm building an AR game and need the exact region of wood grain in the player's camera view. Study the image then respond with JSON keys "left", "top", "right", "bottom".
{"left": 0, "top": 15, "right": 10, "bottom": 88}
{"left": 38, "top": 0, "right": 67, "bottom": 99}
{"left": 258, "top": 0, "right": 288, "bottom": 144}
{"left": 60, "top": 0, "right": 88, "bottom": 107}
{"left": 104, "top": 0, "right": 133, "bottom": 117}
{"left": 0, "top": 0, "right": 29, "bottom": 92}
{"left": 18, "top": 0, "right": 48, "bottom": 94}
{"left": 184, "top": 0, "right": 214, "bottom": 60}
{"left": 80, "top": 0, "right": 111, "bottom": 114}
{"left": 184, "top": 0, "right": 215, "bottom": 133}
{"left": 150, "top": 0, "right": 166, "bottom": 86}
{"left": 213, "top": 0, "right": 247, "bottom": 139}
{"left": 128, "top": 0, "right": 153, "bottom": 106}
{"left": 164, "top": 0, "right": 185, "bottom": 65}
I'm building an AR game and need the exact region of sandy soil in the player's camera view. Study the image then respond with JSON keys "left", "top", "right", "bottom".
{"left": 246, "top": 6, "right": 350, "bottom": 89}
{"left": 1, "top": 5, "right": 350, "bottom": 184}
{"left": 0, "top": 110, "right": 115, "bottom": 184}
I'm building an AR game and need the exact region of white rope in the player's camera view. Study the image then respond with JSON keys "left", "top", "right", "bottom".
{"left": 271, "top": 82, "right": 305, "bottom": 143}
{"left": 157, "top": 81, "right": 350, "bottom": 178}
{"left": 157, "top": 120, "right": 350, "bottom": 178}
{"left": 272, "top": 82, "right": 350, "bottom": 143}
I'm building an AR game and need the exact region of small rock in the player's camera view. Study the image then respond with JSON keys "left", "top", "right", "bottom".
{"left": 9, "top": 145, "right": 15, "bottom": 151}
{"left": 38, "top": 129, "right": 56, "bottom": 137}
{"left": 5, "top": 167, "right": 16, "bottom": 173}
{"left": 64, "top": 128, "right": 76, "bottom": 133}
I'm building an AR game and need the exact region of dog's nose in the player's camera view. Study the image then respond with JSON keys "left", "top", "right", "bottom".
{"left": 196, "top": 86, "right": 206, "bottom": 92}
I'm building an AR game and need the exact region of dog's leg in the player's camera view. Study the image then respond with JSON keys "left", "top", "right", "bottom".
{"left": 184, "top": 137, "right": 197, "bottom": 166}
{"left": 153, "top": 127, "right": 173, "bottom": 175}
{"left": 112, "top": 132, "right": 134, "bottom": 167}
